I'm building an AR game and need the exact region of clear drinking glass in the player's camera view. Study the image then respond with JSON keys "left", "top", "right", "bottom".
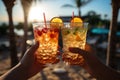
{"left": 33, "top": 23, "right": 60, "bottom": 64}
{"left": 61, "top": 22, "right": 88, "bottom": 65}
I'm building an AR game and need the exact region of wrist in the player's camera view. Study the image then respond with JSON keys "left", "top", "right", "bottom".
{"left": 16, "top": 63, "right": 30, "bottom": 78}
{"left": 15, "top": 63, "right": 31, "bottom": 79}
{"left": 0, "top": 63, "right": 29, "bottom": 80}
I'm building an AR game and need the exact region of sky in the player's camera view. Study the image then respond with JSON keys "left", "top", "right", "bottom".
{"left": 0, "top": 0, "right": 120, "bottom": 25}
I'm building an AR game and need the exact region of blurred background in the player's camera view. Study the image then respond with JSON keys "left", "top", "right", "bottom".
{"left": 0, "top": 0, "right": 120, "bottom": 80}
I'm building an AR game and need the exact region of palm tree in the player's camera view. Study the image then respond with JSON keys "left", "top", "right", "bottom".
{"left": 87, "top": 11, "right": 101, "bottom": 26}
{"left": 2, "top": 0, "right": 19, "bottom": 67}
{"left": 104, "top": 14, "right": 108, "bottom": 20}
{"left": 21, "top": 0, "right": 33, "bottom": 57}
{"left": 106, "top": 0, "right": 120, "bottom": 69}
{"left": 62, "top": 0, "right": 92, "bottom": 16}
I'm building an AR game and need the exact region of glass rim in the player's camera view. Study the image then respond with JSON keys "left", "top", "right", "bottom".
{"left": 63, "top": 22, "right": 88, "bottom": 24}
{"left": 62, "top": 22, "right": 88, "bottom": 28}
{"left": 32, "top": 22, "right": 63, "bottom": 26}
{"left": 32, "top": 22, "right": 88, "bottom": 23}
{"left": 32, "top": 22, "right": 89, "bottom": 28}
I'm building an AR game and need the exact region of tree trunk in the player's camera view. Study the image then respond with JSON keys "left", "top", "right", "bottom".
{"left": 7, "top": 7, "right": 19, "bottom": 67}
{"left": 106, "top": 0, "right": 119, "bottom": 69}
{"left": 78, "top": 8, "right": 81, "bottom": 17}
{"left": 21, "top": 14, "right": 28, "bottom": 57}
{"left": 21, "top": 0, "right": 33, "bottom": 58}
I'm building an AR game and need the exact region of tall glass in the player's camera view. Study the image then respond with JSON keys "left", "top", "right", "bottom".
{"left": 61, "top": 22, "right": 88, "bottom": 65}
{"left": 33, "top": 23, "right": 60, "bottom": 64}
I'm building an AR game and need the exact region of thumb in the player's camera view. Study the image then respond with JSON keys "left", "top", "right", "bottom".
{"left": 20, "top": 41, "right": 39, "bottom": 64}
{"left": 27, "top": 41, "right": 39, "bottom": 55}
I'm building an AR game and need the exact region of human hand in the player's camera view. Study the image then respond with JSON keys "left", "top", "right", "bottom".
{"left": 69, "top": 44, "right": 98, "bottom": 73}
{"left": 20, "top": 42, "right": 46, "bottom": 78}
{"left": 69, "top": 44, "right": 120, "bottom": 80}
{"left": 0, "top": 42, "right": 46, "bottom": 80}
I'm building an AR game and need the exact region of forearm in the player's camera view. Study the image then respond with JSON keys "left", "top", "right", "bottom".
{"left": 84, "top": 54, "right": 120, "bottom": 80}
{"left": 70, "top": 45, "right": 120, "bottom": 80}
{"left": 0, "top": 63, "right": 29, "bottom": 80}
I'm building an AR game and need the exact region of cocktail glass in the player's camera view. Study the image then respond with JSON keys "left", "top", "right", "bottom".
{"left": 33, "top": 23, "right": 60, "bottom": 64}
{"left": 61, "top": 22, "right": 88, "bottom": 65}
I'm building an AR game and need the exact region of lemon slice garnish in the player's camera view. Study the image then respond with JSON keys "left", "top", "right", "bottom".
{"left": 50, "top": 17, "right": 63, "bottom": 28}
{"left": 70, "top": 17, "right": 83, "bottom": 27}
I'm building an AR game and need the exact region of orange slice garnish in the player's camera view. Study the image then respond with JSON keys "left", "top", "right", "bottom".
{"left": 76, "top": 35, "right": 82, "bottom": 41}
{"left": 50, "top": 17, "right": 63, "bottom": 28}
{"left": 70, "top": 17, "right": 83, "bottom": 27}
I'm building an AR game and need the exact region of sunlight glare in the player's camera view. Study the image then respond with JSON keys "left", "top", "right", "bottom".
{"left": 29, "top": 6, "right": 43, "bottom": 22}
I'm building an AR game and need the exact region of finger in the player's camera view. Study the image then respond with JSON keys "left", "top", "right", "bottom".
{"left": 85, "top": 44, "right": 96, "bottom": 54}
{"left": 69, "top": 47, "right": 86, "bottom": 55}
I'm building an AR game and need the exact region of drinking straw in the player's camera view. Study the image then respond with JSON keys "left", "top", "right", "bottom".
{"left": 72, "top": 11, "right": 74, "bottom": 18}
{"left": 43, "top": 12, "right": 47, "bottom": 27}
{"left": 72, "top": 11, "right": 74, "bottom": 23}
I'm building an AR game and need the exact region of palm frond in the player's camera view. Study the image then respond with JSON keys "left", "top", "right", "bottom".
{"left": 81, "top": 0, "right": 93, "bottom": 6}
{"left": 61, "top": 4, "right": 75, "bottom": 8}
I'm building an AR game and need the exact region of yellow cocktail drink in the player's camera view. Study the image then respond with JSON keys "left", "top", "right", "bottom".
{"left": 62, "top": 22, "right": 88, "bottom": 65}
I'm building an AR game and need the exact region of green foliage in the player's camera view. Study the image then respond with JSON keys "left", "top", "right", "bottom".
{"left": 62, "top": 0, "right": 93, "bottom": 16}
{"left": 15, "top": 22, "right": 24, "bottom": 30}
{"left": 0, "top": 23, "right": 8, "bottom": 35}
{"left": 28, "top": 23, "right": 33, "bottom": 31}
{"left": 83, "top": 10, "right": 110, "bottom": 29}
